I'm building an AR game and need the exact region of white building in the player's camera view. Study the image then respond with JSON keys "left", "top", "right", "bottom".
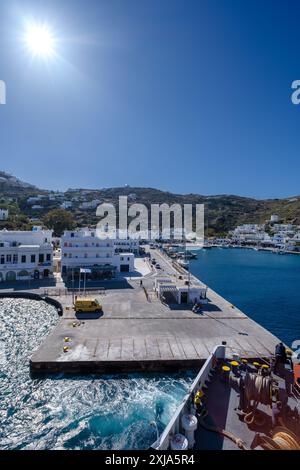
{"left": 270, "top": 213, "right": 280, "bottom": 223}
{"left": 0, "top": 227, "right": 53, "bottom": 282}
{"left": 272, "top": 223, "right": 295, "bottom": 234}
{"left": 114, "top": 238, "right": 140, "bottom": 254}
{"left": 155, "top": 277, "right": 207, "bottom": 305}
{"left": 110, "top": 229, "right": 140, "bottom": 254}
{"left": 231, "top": 224, "right": 268, "bottom": 244}
{"left": 0, "top": 209, "right": 8, "bottom": 221}
{"left": 27, "top": 195, "right": 48, "bottom": 205}
{"left": 79, "top": 199, "right": 101, "bottom": 210}
{"left": 61, "top": 228, "right": 135, "bottom": 279}
{"left": 27, "top": 197, "right": 40, "bottom": 204}
{"left": 60, "top": 201, "right": 73, "bottom": 210}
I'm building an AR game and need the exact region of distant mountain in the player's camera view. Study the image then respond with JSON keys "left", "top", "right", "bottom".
{"left": 0, "top": 171, "right": 37, "bottom": 194}
{"left": 0, "top": 172, "right": 299, "bottom": 234}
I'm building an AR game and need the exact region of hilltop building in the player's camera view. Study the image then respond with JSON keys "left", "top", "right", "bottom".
{"left": 270, "top": 213, "right": 280, "bottom": 223}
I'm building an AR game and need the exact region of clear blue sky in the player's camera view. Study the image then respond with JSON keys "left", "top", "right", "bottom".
{"left": 1, "top": 0, "right": 300, "bottom": 198}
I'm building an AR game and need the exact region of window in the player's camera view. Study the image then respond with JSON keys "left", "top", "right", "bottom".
{"left": 21, "top": 255, "right": 26, "bottom": 263}
{"left": 39, "top": 254, "right": 44, "bottom": 263}
{"left": 71, "top": 233, "right": 74, "bottom": 238}
{"left": 64, "top": 242, "right": 68, "bottom": 247}
{"left": 69, "top": 253, "right": 72, "bottom": 258}
{"left": 6, "top": 255, "right": 12, "bottom": 263}
{"left": 1, "top": 255, "right": 5, "bottom": 264}
{"left": 13, "top": 254, "right": 18, "bottom": 264}
{"left": 46, "top": 254, "right": 51, "bottom": 261}
{"left": 69, "top": 243, "right": 73, "bottom": 247}
{"left": 64, "top": 253, "right": 67, "bottom": 258}
{"left": 31, "top": 255, "right": 36, "bottom": 263}
{"left": 84, "top": 253, "right": 88, "bottom": 258}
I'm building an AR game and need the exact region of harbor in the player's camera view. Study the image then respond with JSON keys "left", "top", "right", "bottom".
{"left": 30, "top": 248, "right": 280, "bottom": 374}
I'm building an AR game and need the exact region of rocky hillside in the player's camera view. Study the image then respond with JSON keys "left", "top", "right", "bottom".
{"left": 0, "top": 172, "right": 299, "bottom": 234}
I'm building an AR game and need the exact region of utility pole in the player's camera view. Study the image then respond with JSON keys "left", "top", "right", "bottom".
{"left": 72, "top": 268, "right": 74, "bottom": 305}
{"left": 83, "top": 270, "right": 87, "bottom": 296}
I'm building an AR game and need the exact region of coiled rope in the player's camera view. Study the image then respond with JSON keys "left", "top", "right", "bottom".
{"left": 244, "top": 372, "right": 272, "bottom": 404}
{"left": 243, "top": 372, "right": 273, "bottom": 425}
{"left": 257, "top": 426, "right": 300, "bottom": 450}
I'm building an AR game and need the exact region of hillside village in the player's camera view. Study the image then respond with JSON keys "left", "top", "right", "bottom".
{"left": 1, "top": 171, "right": 300, "bottom": 249}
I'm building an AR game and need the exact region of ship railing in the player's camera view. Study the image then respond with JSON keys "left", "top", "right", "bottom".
{"left": 152, "top": 344, "right": 226, "bottom": 450}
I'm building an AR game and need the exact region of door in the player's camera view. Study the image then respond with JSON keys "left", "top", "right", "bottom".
{"left": 181, "top": 292, "right": 188, "bottom": 304}
{"left": 120, "top": 264, "right": 129, "bottom": 272}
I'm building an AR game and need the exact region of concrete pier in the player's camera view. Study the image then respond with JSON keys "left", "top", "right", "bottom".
{"left": 30, "top": 250, "right": 280, "bottom": 374}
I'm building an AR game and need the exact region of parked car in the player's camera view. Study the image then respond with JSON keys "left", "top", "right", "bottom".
{"left": 74, "top": 298, "right": 102, "bottom": 313}
{"left": 156, "top": 263, "right": 161, "bottom": 269}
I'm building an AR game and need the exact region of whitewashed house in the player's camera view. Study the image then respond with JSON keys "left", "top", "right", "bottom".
{"left": 270, "top": 214, "right": 280, "bottom": 223}
{"left": 0, "top": 227, "right": 53, "bottom": 282}
{"left": 231, "top": 224, "right": 267, "bottom": 244}
{"left": 79, "top": 200, "right": 101, "bottom": 210}
{"left": 60, "top": 201, "right": 73, "bottom": 210}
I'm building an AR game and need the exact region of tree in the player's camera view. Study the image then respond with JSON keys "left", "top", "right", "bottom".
{"left": 43, "top": 209, "right": 75, "bottom": 236}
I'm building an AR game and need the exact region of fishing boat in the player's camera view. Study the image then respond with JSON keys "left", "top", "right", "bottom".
{"left": 152, "top": 343, "right": 300, "bottom": 451}
{"left": 177, "top": 258, "right": 189, "bottom": 269}
{"left": 177, "top": 251, "right": 197, "bottom": 260}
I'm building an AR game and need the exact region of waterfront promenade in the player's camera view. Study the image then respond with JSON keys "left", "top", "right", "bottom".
{"left": 29, "top": 249, "right": 280, "bottom": 373}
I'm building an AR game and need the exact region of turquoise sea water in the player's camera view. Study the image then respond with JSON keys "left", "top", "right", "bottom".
{"left": 0, "top": 298, "right": 193, "bottom": 450}
{"left": 189, "top": 248, "right": 300, "bottom": 347}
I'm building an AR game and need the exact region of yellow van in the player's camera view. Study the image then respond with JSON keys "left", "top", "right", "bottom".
{"left": 74, "top": 298, "right": 102, "bottom": 313}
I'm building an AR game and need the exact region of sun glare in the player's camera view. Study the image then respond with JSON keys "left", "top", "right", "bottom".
{"left": 24, "top": 23, "right": 56, "bottom": 58}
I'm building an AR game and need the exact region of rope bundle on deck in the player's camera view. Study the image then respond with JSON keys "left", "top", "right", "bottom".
{"left": 244, "top": 372, "right": 272, "bottom": 405}
{"left": 257, "top": 427, "right": 300, "bottom": 450}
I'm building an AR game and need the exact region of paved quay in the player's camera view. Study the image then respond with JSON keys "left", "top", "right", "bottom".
{"left": 30, "top": 249, "right": 280, "bottom": 374}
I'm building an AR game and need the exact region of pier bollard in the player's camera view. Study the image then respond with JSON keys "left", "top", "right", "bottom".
{"left": 230, "top": 360, "right": 240, "bottom": 376}
{"left": 221, "top": 365, "right": 231, "bottom": 383}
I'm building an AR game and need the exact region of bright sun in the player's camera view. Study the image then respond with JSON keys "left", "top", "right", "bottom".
{"left": 24, "top": 24, "right": 56, "bottom": 57}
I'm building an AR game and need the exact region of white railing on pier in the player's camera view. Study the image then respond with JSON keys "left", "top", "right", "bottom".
{"left": 153, "top": 344, "right": 226, "bottom": 450}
